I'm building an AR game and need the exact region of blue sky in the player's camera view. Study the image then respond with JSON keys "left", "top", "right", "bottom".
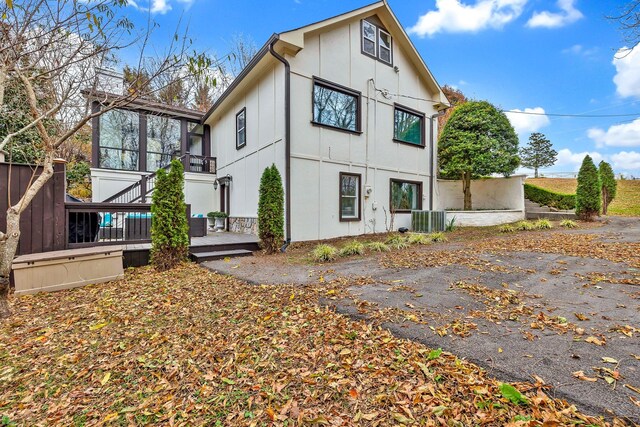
{"left": 124, "top": 0, "right": 640, "bottom": 177}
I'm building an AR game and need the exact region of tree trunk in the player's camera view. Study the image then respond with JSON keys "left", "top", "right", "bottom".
{"left": 602, "top": 188, "right": 608, "bottom": 215}
{"left": 462, "top": 172, "right": 472, "bottom": 211}
{"left": 534, "top": 168, "right": 539, "bottom": 178}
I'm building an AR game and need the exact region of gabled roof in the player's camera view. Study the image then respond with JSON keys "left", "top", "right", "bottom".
{"left": 202, "top": 1, "right": 448, "bottom": 123}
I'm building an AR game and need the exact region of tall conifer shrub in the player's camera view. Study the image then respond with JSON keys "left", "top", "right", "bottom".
{"left": 575, "top": 155, "right": 601, "bottom": 221}
{"left": 257, "top": 164, "right": 284, "bottom": 253}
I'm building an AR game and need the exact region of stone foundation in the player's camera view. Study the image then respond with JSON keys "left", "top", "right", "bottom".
{"left": 229, "top": 217, "right": 258, "bottom": 235}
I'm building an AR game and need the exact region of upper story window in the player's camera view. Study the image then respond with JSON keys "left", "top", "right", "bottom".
{"left": 147, "top": 115, "right": 181, "bottom": 171}
{"left": 98, "top": 109, "right": 140, "bottom": 171}
{"left": 361, "top": 19, "right": 393, "bottom": 65}
{"left": 236, "top": 108, "right": 246, "bottom": 149}
{"left": 312, "top": 77, "right": 361, "bottom": 133}
{"left": 394, "top": 105, "right": 425, "bottom": 147}
{"left": 188, "top": 122, "right": 204, "bottom": 156}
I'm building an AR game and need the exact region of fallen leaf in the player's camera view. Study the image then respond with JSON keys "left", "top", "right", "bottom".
{"left": 602, "top": 357, "right": 618, "bottom": 364}
{"left": 585, "top": 336, "right": 605, "bottom": 346}
{"left": 573, "top": 371, "right": 598, "bottom": 382}
{"left": 100, "top": 372, "right": 111, "bottom": 386}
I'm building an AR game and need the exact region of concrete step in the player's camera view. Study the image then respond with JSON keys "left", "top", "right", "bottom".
{"left": 190, "top": 249, "right": 254, "bottom": 263}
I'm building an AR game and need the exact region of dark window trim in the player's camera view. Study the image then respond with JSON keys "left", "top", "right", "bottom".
{"left": 360, "top": 19, "right": 393, "bottom": 67}
{"left": 360, "top": 19, "right": 377, "bottom": 60}
{"left": 236, "top": 107, "right": 246, "bottom": 150}
{"left": 339, "top": 172, "right": 362, "bottom": 222}
{"left": 311, "top": 76, "right": 362, "bottom": 134}
{"left": 389, "top": 178, "right": 423, "bottom": 213}
{"left": 393, "top": 103, "right": 426, "bottom": 148}
{"left": 97, "top": 108, "right": 141, "bottom": 171}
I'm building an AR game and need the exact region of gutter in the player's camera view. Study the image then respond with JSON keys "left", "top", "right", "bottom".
{"left": 268, "top": 38, "right": 292, "bottom": 247}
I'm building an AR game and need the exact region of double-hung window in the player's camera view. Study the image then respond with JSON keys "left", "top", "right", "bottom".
{"left": 394, "top": 105, "right": 425, "bottom": 147}
{"left": 236, "top": 108, "right": 246, "bottom": 149}
{"left": 340, "top": 173, "right": 361, "bottom": 221}
{"left": 390, "top": 179, "right": 422, "bottom": 212}
{"left": 361, "top": 19, "right": 393, "bottom": 65}
{"left": 312, "top": 78, "right": 361, "bottom": 133}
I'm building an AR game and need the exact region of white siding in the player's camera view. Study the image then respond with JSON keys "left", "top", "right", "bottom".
{"left": 209, "top": 64, "right": 286, "bottom": 220}
{"left": 287, "top": 16, "right": 439, "bottom": 241}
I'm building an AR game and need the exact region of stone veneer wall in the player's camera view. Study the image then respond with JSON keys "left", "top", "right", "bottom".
{"left": 228, "top": 217, "right": 258, "bottom": 235}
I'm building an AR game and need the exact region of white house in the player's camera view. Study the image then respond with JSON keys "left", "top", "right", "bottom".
{"left": 90, "top": 1, "right": 452, "bottom": 242}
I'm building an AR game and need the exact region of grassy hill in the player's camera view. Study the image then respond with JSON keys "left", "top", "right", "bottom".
{"left": 526, "top": 178, "right": 640, "bottom": 217}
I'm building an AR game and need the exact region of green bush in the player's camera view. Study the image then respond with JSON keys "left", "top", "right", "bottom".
{"left": 151, "top": 160, "right": 189, "bottom": 271}
{"left": 560, "top": 219, "right": 578, "bottom": 228}
{"left": 407, "top": 233, "right": 431, "bottom": 245}
{"left": 312, "top": 244, "right": 337, "bottom": 262}
{"left": 386, "top": 234, "right": 409, "bottom": 249}
{"left": 258, "top": 164, "right": 285, "bottom": 254}
{"left": 575, "top": 155, "right": 601, "bottom": 221}
{"left": 366, "top": 241, "right": 390, "bottom": 252}
{"left": 339, "top": 241, "right": 365, "bottom": 257}
{"left": 515, "top": 221, "right": 534, "bottom": 231}
{"left": 429, "top": 232, "right": 448, "bottom": 242}
{"left": 534, "top": 219, "right": 553, "bottom": 229}
{"left": 524, "top": 183, "right": 575, "bottom": 210}
{"left": 499, "top": 224, "right": 516, "bottom": 233}
{"left": 599, "top": 161, "right": 617, "bottom": 215}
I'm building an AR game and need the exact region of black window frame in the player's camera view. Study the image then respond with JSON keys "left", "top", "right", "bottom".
{"left": 311, "top": 77, "right": 362, "bottom": 134}
{"left": 236, "top": 107, "right": 246, "bottom": 150}
{"left": 393, "top": 104, "right": 426, "bottom": 148}
{"left": 97, "top": 108, "right": 141, "bottom": 171}
{"left": 360, "top": 19, "right": 393, "bottom": 66}
{"left": 339, "top": 172, "right": 362, "bottom": 222}
{"left": 145, "top": 113, "right": 182, "bottom": 172}
{"left": 389, "top": 178, "right": 423, "bottom": 213}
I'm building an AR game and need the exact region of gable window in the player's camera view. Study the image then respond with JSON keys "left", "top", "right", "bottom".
{"left": 340, "top": 172, "right": 361, "bottom": 221}
{"left": 362, "top": 20, "right": 377, "bottom": 56}
{"left": 361, "top": 19, "right": 393, "bottom": 65}
{"left": 390, "top": 179, "right": 422, "bottom": 212}
{"left": 312, "top": 78, "right": 361, "bottom": 133}
{"left": 236, "top": 108, "right": 246, "bottom": 149}
{"left": 98, "top": 109, "right": 140, "bottom": 171}
{"left": 394, "top": 105, "right": 425, "bottom": 147}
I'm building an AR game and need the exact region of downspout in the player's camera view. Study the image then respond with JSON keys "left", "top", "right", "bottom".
{"left": 429, "top": 109, "right": 448, "bottom": 211}
{"left": 269, "top": 38, "right": 292, "bottom": 251}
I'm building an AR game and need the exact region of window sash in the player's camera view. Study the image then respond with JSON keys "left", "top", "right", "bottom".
{"left": 378, "top": 30, "right": 392, "bottom": 63}
{"left": 313, "top": 80, "right": 360, "bottom": 132}
{"left": 362, "top": 21, "right": 377, "bottom": 56}
{"left": 394, "top": 107, "right": 423, "bottom": 145}
{"left": 390, "top": 180, "right": 421, "bottom": 212}
{"left": 340, "top": 173, "right": 360, "bottom": 220}
{"left": 236, "top": 109, "right": 246, "bottom": 149}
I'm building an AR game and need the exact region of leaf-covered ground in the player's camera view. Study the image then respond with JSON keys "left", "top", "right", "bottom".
{"left": 0, "top": 264, "right": 629, "bottom": 426}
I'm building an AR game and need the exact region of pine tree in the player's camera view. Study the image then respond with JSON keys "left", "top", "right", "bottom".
{"left": 519, "top": 132, "right": 557, "bottom": 178}
{"left": 151, "top": 160, "right": 190, "bottom": 270}
{"left": 598, "top": 161, "right": 617, "bottom": 215}
{"left": 257, "top": 164, "right": 284, "bottom": 254}
{"left": 575, "top": 155, "right": 601, "bottom": 221}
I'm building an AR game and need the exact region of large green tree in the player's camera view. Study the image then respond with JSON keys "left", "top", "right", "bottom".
{"left": 598, "top": 161, "right": 617, "bottom": 215}
{"left": 257, "top": 164, "right": 284, "bottom": 254}
{"left": 520, "top": 132, "right": 557, "bottom": 178}
{"left": 438, "top": 101, "right": 520, "bottom": 210}
{"left": 575, "top": 155, "right": 601, "bottom": 221}
{"left": 151, "top": 160, "right": 189, "bottom": 271}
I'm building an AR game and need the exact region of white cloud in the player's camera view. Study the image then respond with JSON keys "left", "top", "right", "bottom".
{"left": 587, "top": 118, "right": 640, "bottom": 148}
{"left": 555, "top": 148, "right": 603, "bottom": 169}
{"left": 610, "top": 151, "right": 640, "bottom": 172}
{"left": 613, "top": 46, "right": 640, "bottom": 98}
{"left": 407, "top": 0, "right": 527, "bottom": 37}
{"left": 126, "top": 0, "right": 194, "bottom": 14}
{"left": 150, "top": 0, "right": 171, "bottom": 14}
{"left": 526, "top": 0, "right": 583, "bottom": 28}
{"left": 562, "top": 44, "right": 597, "bottom": 57}
{"left": 504, "top": 107, "right": 550, "bottom": 134}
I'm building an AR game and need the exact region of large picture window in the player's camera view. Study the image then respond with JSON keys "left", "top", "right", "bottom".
{"left": 340, "top": 173, "right": 361, "bottom": 221}
{"left": 312, "top": 78, "right": 360, "bottom": 133}
{"left": 394, "top": 105, "right": 424, "bottom": 146}
{"left": 390, "top": 179, "right": 422, "bottom": 212}
{"left": 236, "top": 108, "right": 246, "bottom": 149}
{"left": 146, "top": 115, "right": 181, "bottom": 171}
{"left": 98, "top": 109, "right": 140, "bottom": 170}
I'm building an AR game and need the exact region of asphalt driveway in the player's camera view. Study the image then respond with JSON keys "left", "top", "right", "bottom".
{"left": 204, "top": 217, "right": 640, "bottom": 423}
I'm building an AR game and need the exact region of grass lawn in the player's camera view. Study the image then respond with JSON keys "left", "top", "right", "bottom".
{"left": 0, "top": 263, "right": 620, "bottom": 426}
{"left": 527, "top": 178, "right": 640, "bottom": 216}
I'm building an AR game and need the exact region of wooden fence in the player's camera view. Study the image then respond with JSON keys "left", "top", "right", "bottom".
{"left": 0, "top": 161, "right": 67, "bottom": 256}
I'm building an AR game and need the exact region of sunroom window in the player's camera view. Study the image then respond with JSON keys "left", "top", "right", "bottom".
{"left": 98, "top": 109, "right": 140, "bottom": 171}
{"left": 146, "top": 115, "right": 181, "bottom": 171}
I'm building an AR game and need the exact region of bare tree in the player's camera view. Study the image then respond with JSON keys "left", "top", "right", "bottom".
{"left": 0, "top": 0, "right": 213, "bottom": 318}
{"left": 226, "top": 33, "right": 258, "bottom": 77}
{"left": 609, "top": 1, "right": 640, "bottom": 51}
